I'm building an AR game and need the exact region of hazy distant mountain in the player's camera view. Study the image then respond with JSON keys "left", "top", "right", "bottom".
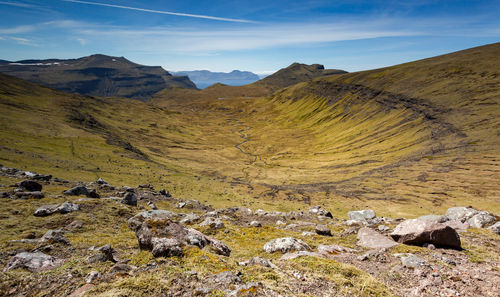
{"left": 172, "top": 70, "right": 260, "bottom": 89}
{"left": 0, "top": 54, "right": 197, "bottom": 100}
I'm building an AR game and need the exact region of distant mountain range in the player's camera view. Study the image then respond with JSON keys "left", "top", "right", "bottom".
{"left": 171, "top": 70, "right": 261, "bottom": 89}
{"left": 0, "top": 54, "right": 197, "bottom": 100}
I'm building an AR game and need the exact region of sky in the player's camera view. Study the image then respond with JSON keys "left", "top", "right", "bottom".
{"left": 0, "top": 1, "right": 499, "bottom": 75}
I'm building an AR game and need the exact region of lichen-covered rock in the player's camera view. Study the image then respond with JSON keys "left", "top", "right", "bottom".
{"left": 445, "top": 207, "right": 479, "bottom": 222}
{"left": 41, "top": 229, "right": 70, "bottom": 245}
{"left": 391, "top": 219, "right": 461, "bottom": 249}
{"left": 128, "top": 211, "right": 231, "bottom": 257}
{"left": 317, "top": 244, "right": 357, "bottom": 255}
{"left": 488, "top": 221, "right": 500, "bottom": 234}
{"left": 357, "top": 227, "right": 398, "bottom": 249}
{"left": 263, "top": 237, "right": 311, "bottom": 253}
{"left": 348, "top": 209, "right": 376, "bottom": 222}
{"left": 467, "top": 212, "right": 496, "bottom": 228}
{"left": 249, "top": 220, "right": 262, "bottom": 227}
{"left": 64, "top": 186, "right": 89, "bottom": 196}
{"left": 3, "top": 252, "right": 62, "bottom": 272}
{"left": 180, "top": 213, "right": 201, "bottom": 225}
{"left": 151, "top": 238, "right": 183, "bottom": 257}
{"left": 308, "top": 206, "right": 333, "bottom": 218}
{"left": 34, "top": 202, "right": 80, "bottom": 217}
{"left": 396, "top": 253, "right": 427, "bottom": 269}
{"left": 199, "top": 217, "right": 224, "bottom": 229}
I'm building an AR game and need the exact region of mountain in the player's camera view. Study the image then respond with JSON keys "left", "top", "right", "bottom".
{"left": 0, "top": 54, "right": 197, "bottom": 100}
{"left": 171, "top": 70, "right": 260, "bottom": 89}
{"left": 151, "top": 63, "right": 347, "bottom": 107}
{"left": 254, "top": 63, "right": 347, "bottom": 91}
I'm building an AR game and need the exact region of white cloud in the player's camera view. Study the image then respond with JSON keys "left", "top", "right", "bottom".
{"left": 0, "top": 1, "right": 38, "bottom": 8}
{"left": 10, "top": 36, "right": 37, "bottom": 46}
{"left": 0, "top": 24, "right": 37, "bottom": 34}
{"left": 76, "top": 37, "right": 87, "bottom": 45}
{"left": 62, "top": 0, "right": 256, "bottom": 23}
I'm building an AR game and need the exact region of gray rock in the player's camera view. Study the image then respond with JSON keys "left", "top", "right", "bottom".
{"left": 64, "top": 186, "right": 89, "bottom": 196}
{"left": 97, "top": 244, "right": 119, "bottom": 262}
{"left": 445, "top": 207, "right": 479, "bottom": 222}
{"left": 263, "top": 237, "right": 311, "bottom": 253}
{"left": 96, "top": 177, "right": 107, "bottom": 185}
{"left": 396, "top": 253, "right": 427, "bottom": 269}
{"left": 41, "top": 230, "right": 70, "bottom": 245}
{"left": 151, "top": 237, "right": 183, "bottom": 257}
{"left": 317, "top": 244, "right": 357, "bottom": 255}
{"left": 488, "top": 221, "right": 500, "bottom": 234}
{"left": 348, "top": 209, "right": 376, "bottom": 222}
{"left": 467, "top": 212, "right": 496, "bottom": 228}
{"left": 378, "top": 225, "right": 390, "bottom": 232}
{"left": 308, "top": 206, "right": 333, "bottom": 218}
{"left": 19, "top": 180, "right": 42, "bottom": 192}
{"left": 3, "top": 252, "right": 62, "bottom": 272}
{"left": 210, "top": 270, "right": 241, "bottom": 285}
{"left": 180, "top": 213, "right": 201, "bottom": 225}
{"left": 390, "top": 219, "right": 461, "bottom": 249}
{"left": 34, "top": 202, "right": 79, "bottom": 217}
{"left": 315, "top": 224, "right": 332, "bottom": 236}
{"left": 57, "top": 201, "right": 80, "bottom": 214}
{"left": 238, "top": 256, "right": 277, "bottom": 269}
{"left": 301, "top": 231, "right": 316, "bottom": 236}
{"left": 357, "top": 227, "right": 398, "bottom": 249}
{"left": 109, "top": 263, "right": 135, "bottom": 275}
{"left": 280, "top": 251, "right": 325, "bottom": 260}
{"left": 442, "top": 220, "right": 469, "bottom": 231}
{"left": 199, "top": 217, "right": 224, "bottom": 229}
{"left": 249, "top": 220, "right": 262, "bottom": 227}
{"left": 159, "top": 189, "right": 171, "bottom": 197}
{"left": 128, "top": 213, "right": 231, "bottom": 257}
{"left": 85, "top": 271, "right": 100, "bottom": 283}
{"left": 147, "top": 201, "right": 157, "bottom": 210}
{"left": 14, "top": 191, "right": 44, "bottom": 199}
{"left": 121, "top": 192, "right": 137, "bottom": 206}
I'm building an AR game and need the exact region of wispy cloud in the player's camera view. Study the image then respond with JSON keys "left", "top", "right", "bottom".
{"left": 76, "top": 37, "right": 87, "bottom": 45}
{"left": 10, "top": 36, "right": 37, "bottom": 46}
{"left": 0, "top": 24, "right": 37, "bottom": 34}
{"left": 0, "top": 1, "right": 38, "bottom": 8}
{"left": 61, "top": 0, "right": 257, "bottom": 23}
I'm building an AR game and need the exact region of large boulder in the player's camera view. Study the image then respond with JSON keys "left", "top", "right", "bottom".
{"left": 308, "top": 206, "right": 333, "bottom": 218}
{"left": 445, "top": 207, "right": 479, "bottom": 222}
{"left": 348, "top": 209, "right": 376, "bottom": 221}
{"left": 315, "top": 224, "right": 332, "bottom": 236}
{"left": 390, "top": 219, "right": 461, "bottom": 249}
{"left": 467, "top": 212, "right": 496, "bottom": 228}
{"left": 64, "top": 186, "right": 89, "bottom": 196}
{"left": 128, "top": 211, "right": 231, "bottom": 257}
{"left": 34, "top": 202, "right": 80, "bottom": 217}
{"left": 263, "top": 237, "right": 311, "bottom": 253}
{"left": 488, "top": 222, "right": 500, "bottom": 235}
{"left": 199, "top": 217, "right": 224, "bottom": 229}
{"left": 3, "top": 252, "right": 62, "bottom": 272}
{"left": 19, "top": 180, "right": 42, "bottom": 192}
{"left": 357, "top": 227, "right": 398, "bottom": 249}
{"left": 121, "top": 192, "right": 137, "bottom": 206}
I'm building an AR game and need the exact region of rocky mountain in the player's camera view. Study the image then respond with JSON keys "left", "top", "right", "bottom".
{"left": 0, "top": 54, "right": 197, "bottom": 100}
{"left": 171, "top": 70, "right": 260, "bottom": 89}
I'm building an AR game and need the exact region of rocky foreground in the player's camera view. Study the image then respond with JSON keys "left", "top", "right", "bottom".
{"left": 0, "top": 166, "right": 499, "bottom": 297}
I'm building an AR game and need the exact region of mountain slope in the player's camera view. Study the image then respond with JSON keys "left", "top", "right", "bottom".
{"left": 172, "top": 70, "right": 260, "bottom": 89}
{"left": 0, "top": 54, "right": 197, "bottom": 100}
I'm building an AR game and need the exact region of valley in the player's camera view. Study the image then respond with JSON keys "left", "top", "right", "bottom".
{"left": 0, "top": 43, "right": 499, "bottom": 296}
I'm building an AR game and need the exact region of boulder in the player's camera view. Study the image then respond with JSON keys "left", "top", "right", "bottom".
{"left": 97, "top": 244, "right": 120, "bottom": 263}
{"left": 238, "top": 257, "right": 277, "bottom": 269}
{"left": 348, "top": 209, "right": 376, "bottom": 222}
{"left": 14, "top": 191, "right": 44, "bottom": 199}
{"left": 263, "top": 237, "right": 311, "bottom": 253}
{"left": 3, "top": 252, "right": 62, "bottom": 272}
{"left": 308, "top": 206, "right": 333, "bottom": 218}
{"left": 128, "top": 212, "right": 231, "bottom": 257}
{"left": 34, "top": 202, "right": 80, "bottom": 217}
{"left": 417, "top": 214, "right": 448, "bottom": 223}
{"left": 19, "top": 180, "right": 42, "bottom": 192}
{"left": 64, "top": 186, "right": 89, "bottom": 196}
{"left": 159, "top": 189, "right": 172, "bottom": 197}
{"left": 151, "top": 238, "right": 183, "bottom": 257}
{"left": 396, "top": 253, "right": 427, "bottom": 269}
{"left": 199, "top": 217, "right": 224, "bottom": 229}
{"left": 85, "top": 271, "right": 100, "bottom": 284}
{"left": 121, "top": 192, "right": 137, "bottom": 206}
{"left": 249, "top": 221, "right": 262, "bottom": 227}
{"left": 315, "top": 224, "right": 332, "bottom": 236}
{"left": 357, "top": 227, "right": 398, "bottom": 249}
{"left": 467, "top": 212, "right": 496, "bottom": 228}
{"left": 41, "top": 230, "right": 70, "bottom": 245}
{"left": 488, "top": 221, "right": 500, "bottom": 235}
{"left": 445, "top": 207, "right": 479, "bottom": 222}
{"left": 390, "top": 219, "right": 461, "bottom": 249}
{"left": 180, "top": 213, "right": 201, "bottom": 225}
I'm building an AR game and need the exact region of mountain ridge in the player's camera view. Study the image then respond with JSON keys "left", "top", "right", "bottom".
{"left": 0, "top": 54, "right": 197, "bottom": 100}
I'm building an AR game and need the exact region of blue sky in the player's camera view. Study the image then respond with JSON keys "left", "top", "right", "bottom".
{"left": 0, "top": 0, "right": 499, "bottom": 74}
